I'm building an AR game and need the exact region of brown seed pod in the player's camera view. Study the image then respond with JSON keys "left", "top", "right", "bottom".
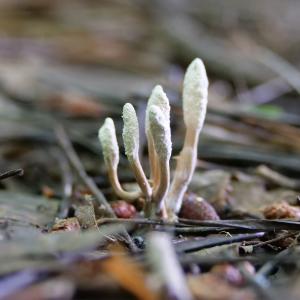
{"left": 179, "top": 193, "right": 220, "bottom": 220}
{"left": 263, "top": 201, "right": 300, "bottom": 219}
{"left": 111, "top": 200, "right": 136, "bottom": 218}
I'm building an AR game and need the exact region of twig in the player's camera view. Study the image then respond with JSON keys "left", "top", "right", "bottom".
{"left": 238, "top": 263, "right": 275, "bottom": 300}
{"left": 171, "top": 227, "right": 240, "bottom": 234}
{"left": 97, "top": 218, "right": 256, "bottom": 231}
{"left": 256, "top": 247, "right": 295, "bottom": 277}
{"left": 55, "top": 125, "right": 113, "bottom": 214}
{"left": 180, "top": 254, "right": 271, "bottom": 267}
{"left": 252, "top": 43, "right": 300, "bottom": 95}
{"left": 146, "top": 232, "right": 193, "bottom": 300}
{"left": 233, "top": 77, "right": 292, "bottom": 105}
{"left": 97, "top": 217, "right": 177, "bottom": 227}
{"left": 252, "top": 232, "right": 297, "bottom": 249}
{"left": 255, "top": 165, "right": 300, "bottom": 189}
{"left": 98, "top": 219, "right": 247, "bottom": 234}
{"left": 0, "top": 169, "right": 24, "bottom": 181}
{"left": 53, "top": 149, "right": 74, "bottom": 219}
{"left": 98, "top": 218, "right": 300, "bottom": 233}
{"left": 55, "top": 124, "right": 137, "bottom": 252}
{"left": 179, "top": 218, "right": 256, "bottom": 230}
{"left": 176, "top": 232, "right": 265, "bottom": 253}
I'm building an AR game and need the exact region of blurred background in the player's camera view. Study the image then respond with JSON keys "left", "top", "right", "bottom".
{"left": 0, "top": 0, "right": 300, "bottom": 191}
{"left": 1, "top": 3, "right": 300, "bottom": 299}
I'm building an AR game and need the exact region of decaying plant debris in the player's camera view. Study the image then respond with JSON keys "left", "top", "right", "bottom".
{"left": 0, "top": 1, "right": 300, "bottom": 300}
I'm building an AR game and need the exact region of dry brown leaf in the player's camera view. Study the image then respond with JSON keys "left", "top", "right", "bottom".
{"left": 263, "top": 201, "right": 300, "bottom": 219}
{"left": 188, "top": 273, "right": 256, "bottom": 300}
{"left": 102, "top": 246, "right": 158, "bottom": 300}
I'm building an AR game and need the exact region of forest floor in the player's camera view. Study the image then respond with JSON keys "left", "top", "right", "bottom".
{"left": 0, "top": 1, "right": 300, "bottom": 299}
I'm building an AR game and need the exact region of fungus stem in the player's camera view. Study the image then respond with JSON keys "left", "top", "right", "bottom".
{"left": 122, "top": 103, "right": 152, "bottom": 210}
{"left": 165, "top": 58, "right": 208, "bottom": 220}
{"left": 128, "top": 156, "right": 152, "bottom": 201}
{"left": 99, "top": 117, "right": 142, "bottom": 202}
{"left": 166, "top": 127, "right": 199, "bottom": 218}
{"left": 107, "top": 164, "right": 142, "bottom": 201}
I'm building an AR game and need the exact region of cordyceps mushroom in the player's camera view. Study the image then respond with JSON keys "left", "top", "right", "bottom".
{"left": 148, "top": 104, "right": 172, "bottom": 217}
{"left": 98, "top": 118, "right": 142, "bottom": 202}
{"left": 165, "top": 58, "right": 209, "bottom": 220}
{"left": 122, "top": 103, "right": 152, "bottom": 202}
{"left": 145, "top": 85, "right": 171, "bottom": 188}
{"left": 98, "top": 57, "right": 209, "bottom": 220}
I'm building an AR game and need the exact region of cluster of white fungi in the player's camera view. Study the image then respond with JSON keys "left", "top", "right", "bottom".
{"left": 99, "top": 58, "right": 208, "bottom": 220}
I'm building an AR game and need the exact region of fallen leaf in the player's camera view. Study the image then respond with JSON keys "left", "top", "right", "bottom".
{"left": 102, "top": 246, "right": 158, "bottom": 300}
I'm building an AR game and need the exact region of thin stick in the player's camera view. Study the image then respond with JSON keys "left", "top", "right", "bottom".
{"left": 97, "top": 217, "right": 178, "bottom": 227}
{"left": 252, "top": 232, "right": 297, "bottom": 249}
{"left": 256, "top": 247, "right": 296, "bottom": 277}
{"left": 55, "top": 125, "right": 137, "bottom": 252}
{"left": 146, "top": 232, "right": 193, "bottom": 300}
{"left": 0, "top": 169, "right": 24, "bottom": 181}
{"left": 96, "top": 218, "right": 253, "bottom": 232}
{"left": 55, "top": 125, "right": 113, "bottom": 214}
{"left": 253, "top": 43, "right": 300, "bottom": 95}
{"left": 53, "top": 148, "right": 74, "bottom": 219}
{"left": 238, "top": 264, "right": 274, "bottom": 300}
